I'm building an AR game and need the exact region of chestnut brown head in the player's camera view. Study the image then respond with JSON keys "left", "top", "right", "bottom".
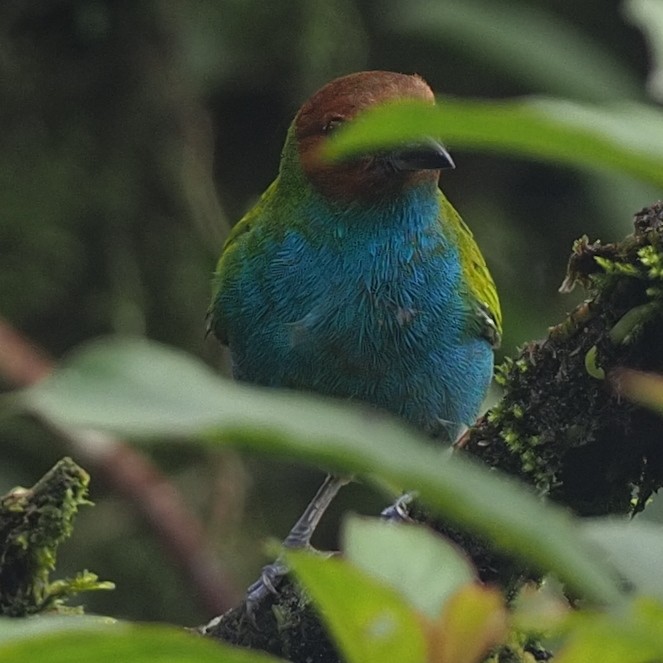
{"left": 292, "top": 71, "right": 453, "bottom": 202}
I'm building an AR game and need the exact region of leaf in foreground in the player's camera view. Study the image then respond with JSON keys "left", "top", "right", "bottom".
{"left": 0, "top": 618, "right": 284, "bottom": 663}
{"left": 342, "top": 516, "right": 475, "bottom": 619}
{"left": 555, "top": 598, "right": 663, "bottom": 663}
{"left": 580, "top": 518, "right": 663, "bottom": 603}
{"left": 17, "top": 337, "right": 624, "bottom": 605}
{"left": 325, "top": 97, "right": 663, "bottom": 189}
{"left": 287, "top": 550, "right": 426, "bottom": 663}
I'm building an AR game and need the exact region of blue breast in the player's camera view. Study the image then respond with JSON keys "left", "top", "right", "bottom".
{"left": 217, "top": 187, "right": 493, "bottom": 440}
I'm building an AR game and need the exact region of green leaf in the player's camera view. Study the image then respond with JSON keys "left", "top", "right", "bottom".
{"left": 625, "top": 0, "right": 663, "bottom": 102}
{"left": 387, "top": 0, "right": 640, "bottom": 102}
{"left": 17, "top": 337, "right": 624, "bottom": 606}
{"left": 286, "top": 551, "right": 426, "bottom": 663}
{"left": 342, "top": 516, "right": 475, "bottom": 618}
{"left": 0, "top": 615, "right": 111, "bottom": 643}
{"left": 15, "top": 338, "right": 245, "bottom": 436}
{"left": 325, "top": 97, "right": 663, "bottom": 189}
{"left": 555, "top": 598, "right": 663, "bottom": 663}
{"left": 0, "top": 617, "right": 284, "bottom": 662}
{"left": 580, "top": 518, "right": 663, "bottom": 602}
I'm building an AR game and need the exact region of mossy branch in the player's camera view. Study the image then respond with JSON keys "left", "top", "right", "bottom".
{"left": 0, "top": 457, "right": 113, "bottom": 616}
{"left": 460, "top": 201, "right": 663, "bottom": 517}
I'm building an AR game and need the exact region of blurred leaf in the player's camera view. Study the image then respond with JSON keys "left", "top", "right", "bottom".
{"left": 625, "top": 0, "right": 663, "bottom": 102}
{"left": 555, "top": 598, "right": 663, "bottom": 663}
{"left": 616, "top": 369, "right": 663, "bottom": 414}
{"left": 511, "top": 580, "right": 571, "bottom": 633}
{"left": 0, "top": 617, "right": 284, "bottom": 662}
{"left": 581, "top": 518, "right": 663, "bottom": 601}
{"left": 17, "top": 337, "right": 247, "bottom": 436}
{"left": 427, "top": 585, "right": 508, "bottom": 663}
{"left": 287, "top": 551, "right": 426, "bottom": 663}
{"left": 326, "top": 97, "right": 663, "bottom": 188}
{"left": 387, "top": 0, "right": 641, "bottom": 102}
{"left": 342, "top": 516, "right": 475, "bottom": 619}
{"left": 17, "top": 337, "right": 624, "bottom": 605}
{"left": 0, "top": 615, "right": 111, "bottom": 642}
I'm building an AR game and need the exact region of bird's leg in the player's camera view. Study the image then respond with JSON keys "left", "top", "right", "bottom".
{"left": 380, "top": 491, "right": 418, "bottom": 523}
{"left": 246, "top": 473, "right": 350, "bottom": 612}
{"left": 281, "top": 473, "right": 350, "bottom": 549}
{"left": 382, "top": 421, "right": 465, "bottom": 523}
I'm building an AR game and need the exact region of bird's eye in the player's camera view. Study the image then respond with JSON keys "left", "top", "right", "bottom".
{"left": 322, "top": 117, "right": 344, "bottom": 134}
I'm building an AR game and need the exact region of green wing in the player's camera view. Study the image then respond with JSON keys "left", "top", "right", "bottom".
{"left": 206, "top": 179, "right": 280, "bottom": 343}
{"left": 219, "top": 179, "right": 280, "bottom": 256}
{"left": 439, "top": 192, "right": 502, "bottom": 347}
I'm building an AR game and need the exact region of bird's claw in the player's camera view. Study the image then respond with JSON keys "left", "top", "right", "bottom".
{"left": 245, "top": 558, "right": 289, "bottom": 625}
{"left": 381, "top": 492, "right": 416, "bottom": 523}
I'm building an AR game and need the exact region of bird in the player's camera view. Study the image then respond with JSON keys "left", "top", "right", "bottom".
{"left": 207, "top": 70, "right": 501, "bottom": 605}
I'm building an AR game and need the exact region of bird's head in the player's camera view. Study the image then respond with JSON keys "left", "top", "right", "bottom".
{"left": 286, "top": 71, "right": 454, "bottom": 203}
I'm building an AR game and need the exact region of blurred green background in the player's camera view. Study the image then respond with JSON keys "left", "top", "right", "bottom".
{"left": 0, "top": 0, "right": 659, "bottom": 626}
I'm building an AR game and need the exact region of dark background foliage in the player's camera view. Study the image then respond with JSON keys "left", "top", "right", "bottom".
{"left": 0, "top": 0, "right": 657, "bottom": 625}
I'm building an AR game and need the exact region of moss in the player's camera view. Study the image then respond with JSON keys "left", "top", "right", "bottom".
{"left": 0, "top": 457, "right": 113, "bottom": 616}
{"left": 461, "top": 202, "right": 663, "bottom": 517}
{"left": 204, "top": 578, "right": 340, "bottom": 663}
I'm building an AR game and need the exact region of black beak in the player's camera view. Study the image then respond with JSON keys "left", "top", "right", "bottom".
{"left": 387, "top": 139, "right": 455, "bottom": 172}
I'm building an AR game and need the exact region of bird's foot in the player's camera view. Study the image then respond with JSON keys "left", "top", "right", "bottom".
{"left": 380, "top": 491, "right": 417, "bottom": 523}
{"left": 245, "top": 556, "right": 290, "bottom": 621}
{"left": 245, "top": 545, "right": 336, "bottom": 624}
{"left": 244, "top": 474, "right": 349, "bottom": 625}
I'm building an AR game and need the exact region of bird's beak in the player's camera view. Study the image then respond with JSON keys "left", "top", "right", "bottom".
{"left": 386, "top": 139, "right": 455, "bottom": 171}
